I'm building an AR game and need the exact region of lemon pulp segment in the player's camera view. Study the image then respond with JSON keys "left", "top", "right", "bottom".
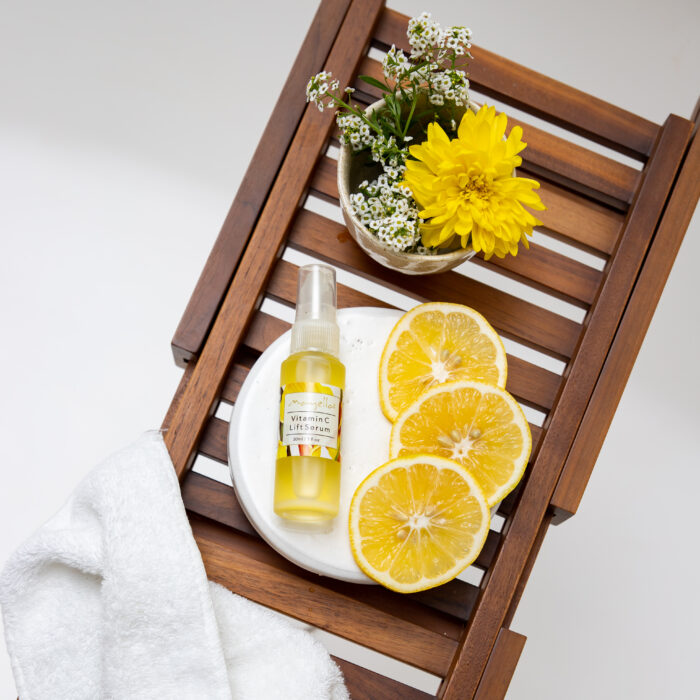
{"left": 349, "top": 455, "right": 490, "bottom": 593}
{"left": 390, "top": 380, "right": 531, "bottom": 506}
{"left": 379, "top": 302, "right": 507, "bottom": 422}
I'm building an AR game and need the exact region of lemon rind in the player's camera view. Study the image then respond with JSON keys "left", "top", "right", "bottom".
{"left": 389, "top": 380, "right": 531, "bottom": 508}
{"left": 378, "top": 302, "right": 508, "bottom": 422}
{"left": 348, "top": 454, "right": 491, "bottom": 593}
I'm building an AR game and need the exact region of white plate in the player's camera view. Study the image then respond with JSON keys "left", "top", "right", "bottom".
{"left": 228, "top": 307, "right": 402, "bottom": 583}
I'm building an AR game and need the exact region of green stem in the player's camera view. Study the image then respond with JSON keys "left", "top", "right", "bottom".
{"left": 327, "top": 93, "right": 384, "bottom": 138}
{"left": 402, "top": 92, "right": 419, "bottom": 138}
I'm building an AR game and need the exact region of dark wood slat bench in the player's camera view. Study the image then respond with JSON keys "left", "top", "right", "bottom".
{"left": 373, "top": 8, "right": 660, "bottom": 161}
{"left": 194, "top": 416, "right": 502, "bottom": 575}
{"left": 160, "top": 1, "right": 699, "bottom": 696}
{"left": 333, "top": 656, "right": 435, "bottom": 699}
{"left": 286, "top": 209, "right": 583, "bottom": 360}
{"left": 352, "top": 56, "right": 641, "bottom": 207}
{"left": 310, "top": 154, "right": 625, "bottom": 255}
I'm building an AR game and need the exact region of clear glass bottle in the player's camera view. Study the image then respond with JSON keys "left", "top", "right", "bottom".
{"left": 273, "top": 264, "right": 345, "bottom": 529}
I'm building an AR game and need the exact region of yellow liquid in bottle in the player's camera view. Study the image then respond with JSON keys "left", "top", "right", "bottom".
{"left": 274, "top": 351, "right": 345, "bottom": 526}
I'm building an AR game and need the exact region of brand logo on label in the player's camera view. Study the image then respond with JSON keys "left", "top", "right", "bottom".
{"left": 279, "top": 383, "right": 342, "bottom": 458}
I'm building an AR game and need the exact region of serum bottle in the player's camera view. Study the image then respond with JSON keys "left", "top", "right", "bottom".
{"left": 274, "top": 264, "right": 345, "bottom": 529}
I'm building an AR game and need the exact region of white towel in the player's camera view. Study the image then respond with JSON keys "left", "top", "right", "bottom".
{"left": 0, "top": 431, "right": 348, "bottom": 700}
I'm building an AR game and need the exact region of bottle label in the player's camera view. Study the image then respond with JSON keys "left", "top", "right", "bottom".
{"left": 279, "top": 382, "right": 342, "bottom": 461}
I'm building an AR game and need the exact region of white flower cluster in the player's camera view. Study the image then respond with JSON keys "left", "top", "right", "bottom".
{"left": 369, "top": 133, "right": 410, "bottom": 168}
{"left": 407, "top": 12, "right": 472, "bottom": 61}
{"left": 379, "top": 14, "right": 472, "bottom": 109}
{"left": 350, "top": 172, "right": 422, "bottom": 251}
{"left": 304, "top": 14, "right": 473, "bottom": 254}
{"left": 337, "top": 113, "right": 373, "bottom": 151}
{"left": 382, "top": 45, "right": 412, "bottom": 81}
{"left": 407, "top": 12, "right": 445, "bottom": 59}
{"left": 444, "top": 26, "right": 473, "bottom": 56}
{"left": 305, "top": 71, "right": 339, "bottom": 111}
{"left": 427, "top": 69, "right": 470, "bottom": 107}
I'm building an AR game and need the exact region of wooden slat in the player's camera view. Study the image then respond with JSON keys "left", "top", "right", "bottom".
{"left": 243, "top": 311, "right": 290, "bottom": 354}
{"left": 268, "top": 257, "right": 562, "bottom": 410}
{"left": 311, "top": 154, "right": 623, "bottom": 255}
{"left": 183, "top": 471, "right": 256, "bottom": 537}
{"left": 471, "top": 239, "right": 602, "bottom": 308}
{"left": 496, "top": 485, "right": 520, "bottom": 518}
{"left": 473, "top": 628, "right": 527, "bottom": 700}
{"left": 198, "top": 417, "right": 229, "bottom": 464}
{"left": 161, "top": 360, "right": 195, "bottom": 429}
{"left": 267, "top": 259, "right": 393, "bottom": 310}
{"left": 534, "top": 178, "right": 623, "bottom": 255}
{"left": 439, "top": 115, "right": 693, "bottom": 699}
{"left": 187, "top": 487, "right": 467, "bottom": 640}
{"left": 308, "top": 153, "right": 340, "bottom": 202}
{"left": 409, "top": 578, "right": 479, "bottom": 623}
{"left": 352, "top": 56, "right": 640, "bottom": 207}
{"left": 309, "top": 161, "right": 602, "bottom": 307}
{"left": 216, "top": 396, "right": 538, "bottom": 477}
{"left": 504, "top": 356, "right": 560, "bottom": 413}
{"left": 195, "top": 418, "right": 501, "bottom": 573}
{"left": 332, "top": 657, "right": 435, "bottom": 700}
{"left": 213, "top": 362, "right": 530, "bottom": 524}
{"left": 170, "top": 0, "right": 354, "bottom": 366}
{"left": 551, "top": 127, "right": 700, "bottom": 520}
{"left": 164, "top": 0, "right": 387, "bottom": 476}
{"left": 195, "top": 420, "right": 482, "bottom": 622}
{"left": 503, "top": 513, "right": 552, "bottom": 628}
{"left": 223, "top": 306, "right": 560, "bottom": 414}
{"left": 219, "top": 347, "right": 259, "bottom": 405}
{"left": 529, "top": 425, "right": 543, "bottom": 457}
{"left": 289, "top": 208, "right": 582, "bottom": 360}
{"left": 374, "top": 7, "right": 659, "bottom": 160}
{"left": 220, "top": 361, "right": 253, "bottom": 404}
{"left": 506, "top": 117, "right": 637, "bottom": 208}
{"left": 191, "top": 514, "right": 458, "bottom": 676}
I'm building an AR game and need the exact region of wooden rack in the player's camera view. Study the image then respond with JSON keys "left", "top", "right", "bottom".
{"left": 161, "top": 1, "right": 700, "bottom": 696}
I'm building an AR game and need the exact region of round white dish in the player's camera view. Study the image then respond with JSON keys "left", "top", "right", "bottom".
{"left": 228, "top": 306, "right": 403, "bottom": 583}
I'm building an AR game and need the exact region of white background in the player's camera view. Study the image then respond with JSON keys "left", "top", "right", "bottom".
{"left": 1, "top": 0, "right": 698, "bottom": 697}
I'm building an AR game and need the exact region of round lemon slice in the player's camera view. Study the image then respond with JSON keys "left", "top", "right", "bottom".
{"left": 349, "top": 455, "right": 490, "bottom": 593}
{"left": 378, "top": 302, "right": 507, "bottom": 422}
{"left": 390, "top": 380, "right": 531, "bottom": 507}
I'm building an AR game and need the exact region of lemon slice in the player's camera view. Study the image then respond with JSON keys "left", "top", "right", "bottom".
{"left": 390, "top": 380, "right": 531, "bottom": 507}
{"left": 349, "top": 455, "right": 490, "bottom": 593}
{"left": 378, "top": 302, "right": 507, "bottom": 422}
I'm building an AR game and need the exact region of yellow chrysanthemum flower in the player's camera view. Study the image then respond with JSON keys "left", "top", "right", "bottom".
{"left": 402, "top": 105, "right": 546, "bottom": 259}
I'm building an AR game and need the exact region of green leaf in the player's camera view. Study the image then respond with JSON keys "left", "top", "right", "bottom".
{"left": 358, "top": 75, "right": 389, "bottom": 93}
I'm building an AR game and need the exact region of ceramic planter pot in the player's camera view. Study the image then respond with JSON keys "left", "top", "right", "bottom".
{"left": 337, "top": 98, "right": 478, "bottom": 276}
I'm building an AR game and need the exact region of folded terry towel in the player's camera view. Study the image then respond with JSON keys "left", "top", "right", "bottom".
{"left": 0, "top": 431, "right": 348, "bottom": 700}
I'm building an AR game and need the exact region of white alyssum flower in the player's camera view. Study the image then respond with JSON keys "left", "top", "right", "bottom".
{"left": 304, "top": 14, "right": 474, "bottom": 255}
{"left": 382, "top": 45, "right": 411, "bottom": 81}
{"left": 444, "top": 26, "right": 473, "bottom": 56}
{"left": 407, "top": 12, "right": 445, "bottom": 60}
{"left": 349, "top": 169, "right": 423, "bottom": 252}
{"left": 306, "top": 72, "right": 340, "bottom": 110}
{"left": 427, "top": 69, "right": 469, "bottom": 107}
{"left": 337, "top": 114, "right": 374, "bottom": 151}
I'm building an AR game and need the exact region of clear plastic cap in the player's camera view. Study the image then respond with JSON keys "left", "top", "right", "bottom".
{"left": 290, "top": 264, "right": 339, "bottom": 355}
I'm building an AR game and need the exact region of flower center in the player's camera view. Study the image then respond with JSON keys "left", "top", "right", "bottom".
{"left": 459, "top": 173, "right": 492, "bottom": 202}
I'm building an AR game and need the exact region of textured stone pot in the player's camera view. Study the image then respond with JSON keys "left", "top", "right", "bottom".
{"left": 337, "top": 98, "right": 477, "bottom": 276}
